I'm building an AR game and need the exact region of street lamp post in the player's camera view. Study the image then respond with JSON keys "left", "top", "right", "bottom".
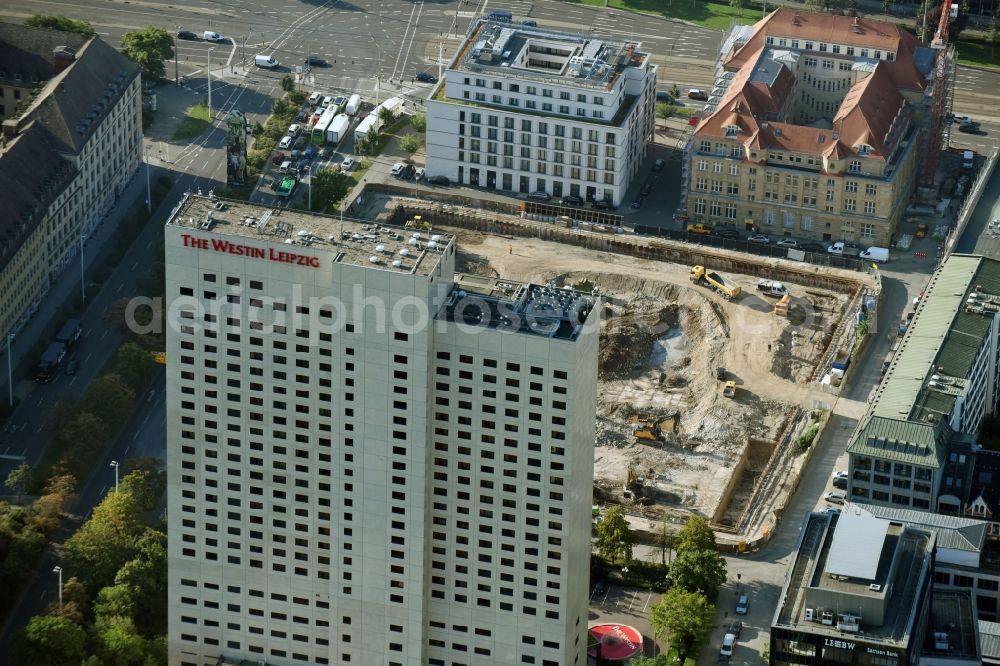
{"left": 144, "top": 146, "right": 151, "bottom": 214}
{"left": 79, "top": 235, "right": 86, "bottom": 303}
{"left": 53, "top": 566, "right": 63, "bottom": 608}
{"left": 207, "top": 48, "right": 215, "bottom": 119}
{"left": 6, "top": 333, "right": 13, "bottom": 407}
{"left": 110, "top": 460, "right": 120, "bottom": 492}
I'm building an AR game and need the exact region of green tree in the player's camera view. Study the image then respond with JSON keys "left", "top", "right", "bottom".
{"left": 55, "top": 411, "right": 105, "bottom": 462}
{"left": 649, "top": 588, "right": 715, "bottom": 662}
{"left": 95, "top": 615, "right": 148, "bottom": 666}
{"left": 24, "top": 14, "right": 96, "bottom": 37}
{"left": 378, "top": 106, "right": 395, "bottom": 130}
{"left": 121, "top": 27, "right": 174, "bottom": 82}
{"left": 59, "top": 474, "right": 149, "bottom": 590}
{"left": 675, "top": 515, "right": 717, "bottom": 555}
{"left": 108, "top": 342, "right": 156, "bottom": 393}
{"left": 114, "top": 530, "right": 167, "bottom": 633}
{"left": 411, "top": 112, "right": 427, "bottom": 132}
{"left": 400, "top": 133, "right": 421, "bottom": 152}
{"left": 280, "top": 74, "right": 295, "bottom": 92}
{"left": 655, "top": 102, "right": 675, "bottom": 130}
{"left": 308, "top": 167, "right": 352, "bottom": 212}
{"left": 79, "top": 375, "right": 134, "bottom": 427}
{"left": 6, "top": 463, "right": 33, "bottom": 503}
{"left": 595, "top": 505, "right": 635, "bottom": 563}
{"left": 94, "top": 583, "right": 138, "bottom": 621}
{"left": 917, "top": 2, "right": 968, "bottom": 42}
{"left": 630, "top": 656, "right": 671, "bottom": 666}
{"left": 13, "top": 615, "right": 88, "bottom": 666}
{"left": 669, "top": 548, "right": 728, "bottom": 600}
{"left": 989, "top": 11, "right": 1000, "bottom": 58}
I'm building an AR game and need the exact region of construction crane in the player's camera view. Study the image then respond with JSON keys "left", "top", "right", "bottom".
{"left": 920, "top": 0, "right": 957, "bottom": 188}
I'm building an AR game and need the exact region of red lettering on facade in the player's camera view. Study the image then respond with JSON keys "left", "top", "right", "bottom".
{"left": 181, "top": 234, "right": 318, "bottom": 268}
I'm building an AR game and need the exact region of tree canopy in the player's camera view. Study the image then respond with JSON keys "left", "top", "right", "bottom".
{"left": 669, "top": 548, "right": 728, "bottom": 601}
{"left": 595, "top": 505, "right": 636, "bottom": 563}
{"left": 121, "top": 27, "right": 174, "bottom": 82}
{"left": 675, "top": 515, "right": 717, "bottom": 555}
{"left": 649, "top": 588, "right": 716, "bottom": 662}
{"left": 14, "top": 615, "right": 88, "bottom": 666}
{"left": 25, "top": 15, "right": 96, "bottom": 38}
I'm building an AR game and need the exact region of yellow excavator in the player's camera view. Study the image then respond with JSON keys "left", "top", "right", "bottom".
{"left": 404, "top": 214, "right": 433, "bottom": 230}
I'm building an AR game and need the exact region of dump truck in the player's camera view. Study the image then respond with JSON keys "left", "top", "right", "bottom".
{"left": 55, "top": 319, "right": 83, "bottom": 350}
{"left": 275, "top": 175, "right": 296, "bottom": 197}
{"left": 691, "top": 265, "right": 742, "bottom": 300}
{"left": 723, "top": 381, "right": 737, "bottom": 398}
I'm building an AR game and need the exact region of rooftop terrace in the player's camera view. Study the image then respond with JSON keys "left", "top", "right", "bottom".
{"left": 455, "top": 20, "right": 648, "bottom": 89}
{"left": 436, "top": 274, "right": 595, "bottom": 342}
{"left": 166, "top": 193, "right": 454, "bottom": 277}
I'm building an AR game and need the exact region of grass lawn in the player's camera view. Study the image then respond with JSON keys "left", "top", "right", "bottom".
{"left": 955, "top": 36, "right": 1000, "bottom": 69}
{"left": 559, "top": 0, "right": 765, "bottom": 30}
{"left": 172, "top": 100, "right": 212, "bottom": 141}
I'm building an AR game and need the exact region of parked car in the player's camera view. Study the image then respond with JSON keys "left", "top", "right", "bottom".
{"left": 652, "top": 158, "right": 666, "bottom": 172}
{"left": 656, "top": 91, "right": 675, "bottom": 103}
{"left": 177, "top": 29, "right": 198, "bottom": 40}
{"left": 391, "top": 162, "right": 406, "bottom": 176}
{"left": 203, "top": 31, "right": 225, "bottom": 43}
{"left": 714, "top": 228, "right": 740, "bottom": 239}
{"left": 427, "top": 175, "right": 450, "bottom": 185}
{"left": 821, "top": 506, "right": 841, "bottom": 515}
{"left": 748, "top": 234, "right": 771, "bottom": 244}
{"left": 65, "top": 359, "right": 80, "bottom": 376}
{"left": 306, "top": 55, "right": 328, "bottom": 67}
{"left": 958, "top": 124, "right": 986, "bottom": 135}
{"left": 832, "top": 470, "right": 848, "bottom": 480}
{"left": 341, "top": 157, "right": 357, "bottom": 172}
{"left": 593, "top": 199, "right": 614, "bottom": 210}
{"left": 688, "top": 88, "right": 709, "bottom": 101}
{"left": 951, "top": 114, "right": 973, "bottom": 125}
{"left": 416, "top": 71, "right": 438, "bottom": 83}
{"left": 279, "top": 160, "right": 293, "bottom": 173}
{"left": 728, "top": 621, "right": 743, "bottom": 638}
{"left": 687, "top": 223, "right": 713, "bottom": 235}
{"left": 592, "top": 580, "right": 607, "bottom": 597}
{"left": 293, "top": 136, "right": 308, "bottom": 150}
{"left": 630, "top": 196, "right": 644, "bottom": 209}
{"left": 290, "top": 149, "right": 302, "bottom": 161}
{"left": 735, "top": 594, "right": 749, "bottom": 615}
{"left": 720, "top": 633, "right": 737, "bottom": 657}
{"left": 560, "top": 195, "right": 584, "bottom": 206}
{"left": 287, "top": 123, "right": 302, "bottom": 137}
{"left": 278, "top": 135, "right": 294, "bottom": 149}
{"left": 880, "top": 360, "right": 891, "bottom": 376}
{"left": 800, "top": 241, "right": 826, "bottom": 253}
{"left": 296, "top": 159, "right": 309, "bottom": 172}
{"left": 319, "top": 146, "right": 333, "bottom": 159}
{"left": 824, "top": 491, "right": 846, "bottom": 505}
{"left": 916, "top": 223, "right": 928, "bottom": 238}
{"left": 302, "top": 146, "right": 317, "bottom": 160}
{"left": 414, "top": 167, "right": 425, "bottom": 181}
{"left": 833, "top": 476, "right": 848, "bottom": 490}
{"left": 640, "top": 182, "right": 653, "bottom": 196}
{"left": 399, "top": 164, "right": 416, "bottom": 180}
{"left": 776, "top": 238, "right": 798, "bottom": 247}
{"left": 271, "top": 152, "right": 287, "bottom": 165}
{"left": 529, "top": 191, "right": 552, "bottom": 201}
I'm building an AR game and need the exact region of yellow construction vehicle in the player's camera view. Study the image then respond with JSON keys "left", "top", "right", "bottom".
{"left": 690, "top": 265, "right": 742, "bottom": 300}
{"left": 723, "top": 381, "right": 737, "bottom": 398}
{"left": 404, "top": 214, "right": 433, "bottom": 230}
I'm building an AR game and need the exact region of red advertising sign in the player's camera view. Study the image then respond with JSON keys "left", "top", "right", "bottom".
{"left": 181, "top": 234, "right": 320, "bottom": 268}
{"left": 588, "top": 624, "right": 643, "bottom": 661}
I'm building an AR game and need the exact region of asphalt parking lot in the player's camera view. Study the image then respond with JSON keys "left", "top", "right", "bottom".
{"left": 588, "top": 583, "right": 662, "bottom": 657}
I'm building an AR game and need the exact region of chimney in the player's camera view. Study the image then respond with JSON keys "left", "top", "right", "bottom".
{"left": 52, "top": 46, "right": 76, "bottom": 76}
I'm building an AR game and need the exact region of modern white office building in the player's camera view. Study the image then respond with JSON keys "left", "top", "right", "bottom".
{"left": 425, "top": 20, "right": 656, "bottom": 207}
{"left": 164, "top": 194, "right": 599, "bottom": 666}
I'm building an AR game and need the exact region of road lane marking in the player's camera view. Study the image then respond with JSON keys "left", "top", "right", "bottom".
{"left": 68, "top": 376, "right": 76, "bottom": 386}
{"left": 99, "top": 485, "right": 107, "bottom": 495}
{"left": 36, "top": 425, "right": 44, "bottom": 433}
{"left": 85, "top": 352, "right": 93, "bottom": 362}
{"left": 116, "top": 282, "right": 124, "bottom": 293}
{"left": 124, "top": 445, "right": 130, "bottom": 455}
{"left": 100, "top": 330, "right": 109, "bottom": 340}
{"left": 132, "top": 261, "right": 139, "bottom": 271}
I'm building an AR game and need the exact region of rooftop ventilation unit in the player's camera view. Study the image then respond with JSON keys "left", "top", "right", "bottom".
{"left": 868, "top": 584, "right": 881, "bottom": 592}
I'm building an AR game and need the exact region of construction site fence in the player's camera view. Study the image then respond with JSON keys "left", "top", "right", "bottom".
{"left": 386, "top": 202, "right": 869, "bottom": 297}
{"left": 945, "top": 146, "right": 1000, "bottom": 261}
{"left": 634, "top": 225, "right": 870, "bottom": 273}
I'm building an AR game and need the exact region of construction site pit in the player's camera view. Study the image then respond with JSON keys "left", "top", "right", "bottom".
{"left": 362, "top": 195, "right": 859, "bottom": 539}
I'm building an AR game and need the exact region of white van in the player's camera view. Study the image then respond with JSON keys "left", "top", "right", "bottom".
{"left": 860, "top": 246, "right": 889, "bottom": 262}
{"left": 963, "top": 150, "right": 975, "bottom": 170}
{"left": 204, "top": 31, "right": 224, "bottom": 42}
{"left": 255, "top": 54, "right": 278, "bottom": 68}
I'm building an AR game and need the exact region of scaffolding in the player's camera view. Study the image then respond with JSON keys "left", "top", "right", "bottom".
{"left": 920, "top": 44, "right": 956, "bottom": 188}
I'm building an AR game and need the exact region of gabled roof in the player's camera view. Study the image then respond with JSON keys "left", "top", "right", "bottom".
{"left": 725, "top": 8, "right": 926, "bottom": 92}
{"left": 967, "top": 449, "right": 1000, "bottom": 519}
{"left": 0, "top": 123, "right": 77, "bottom": 274}
{"left": 832, "top": 62, "right": 906, "bottom": 159}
